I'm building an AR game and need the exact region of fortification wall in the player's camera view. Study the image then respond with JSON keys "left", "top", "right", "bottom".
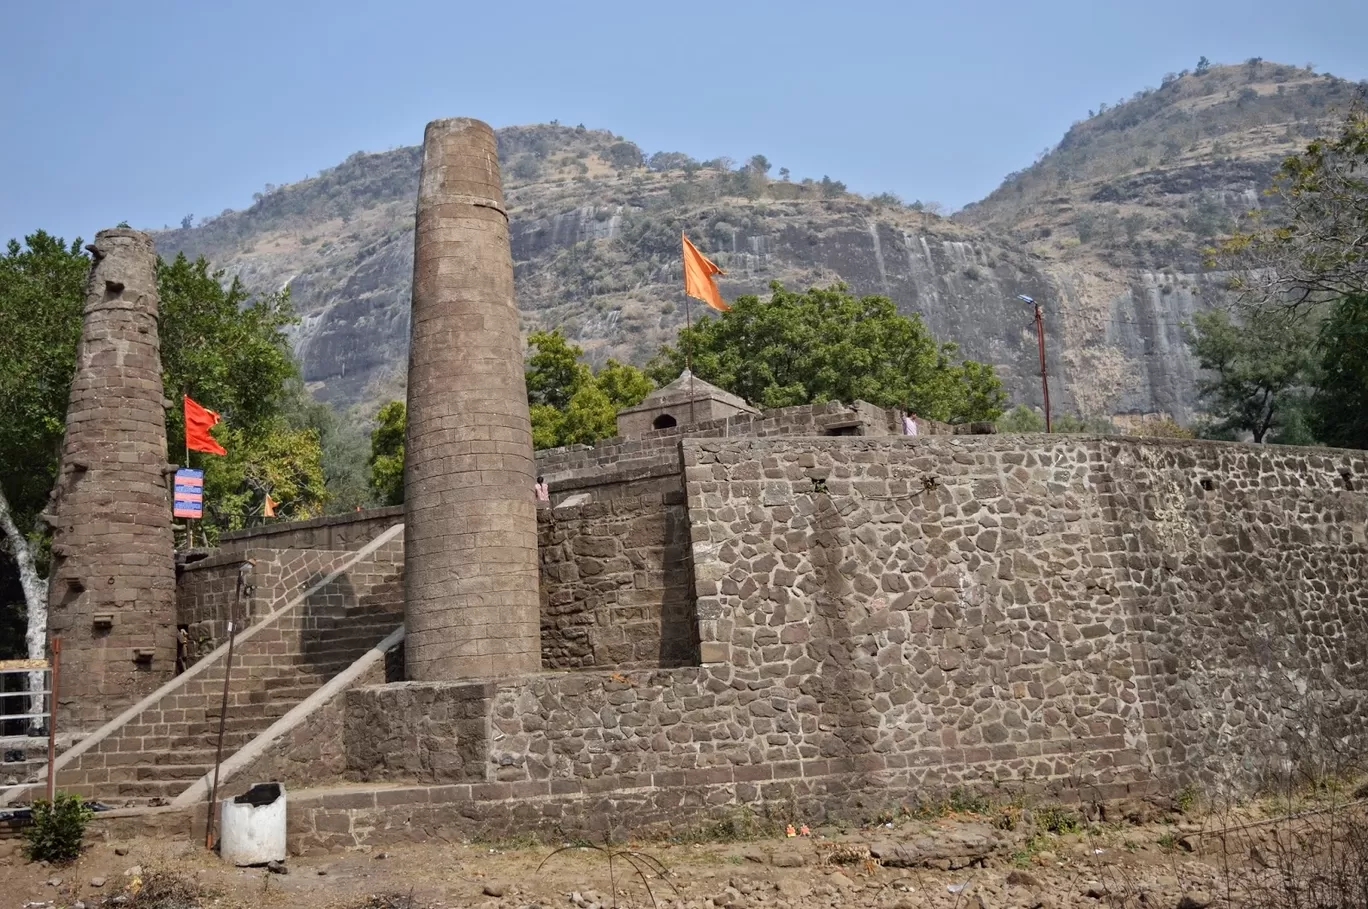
{"left": 181, "top": 495, "right": 697, "bottom": 674}
{"left": 677, "top": 436, "right": 1368, "bottom": 792}
{"left": 539, "top": 492, "right": 698, "bottom": 671}
{"left": 158, "top": 434, "right": 1368, "bottom": 848}
{"left": 216, "top": 506, "right": 404, "bottom": 555}
{"left": 533, "top": 401, "right": 935, "bottom": 499}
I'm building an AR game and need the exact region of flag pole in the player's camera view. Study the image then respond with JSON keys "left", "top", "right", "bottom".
{"left": 684, "top": 286, "right": 695, "bottom": 428}
{"left": 185, "top": 424, "right": 193, "bottom": 550}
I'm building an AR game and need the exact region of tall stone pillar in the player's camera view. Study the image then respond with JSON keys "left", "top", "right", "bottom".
{"left": 46, "top": 228, "right": 176, "bottom": 730}
{"left": 403, "top": 118, "right": 541, "bottom": 681}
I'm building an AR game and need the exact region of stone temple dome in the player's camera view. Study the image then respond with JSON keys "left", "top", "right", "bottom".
{"left": 615, "top": 370, "right": 760, "bottom": 438}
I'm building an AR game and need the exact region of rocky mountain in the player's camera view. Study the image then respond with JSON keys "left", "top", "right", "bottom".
{"left": 153, "top": 61, "right": 1365, "bottom": 422}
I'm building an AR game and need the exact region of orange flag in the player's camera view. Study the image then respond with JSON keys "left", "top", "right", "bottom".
{"left": 184, "top": 395, "right": 227, "bottom": 456}
{"left": 682, "top": 233, "right": 728, "bottom": 312}
{"left": 263, "top": 494, "right": 278, "bottom": 518}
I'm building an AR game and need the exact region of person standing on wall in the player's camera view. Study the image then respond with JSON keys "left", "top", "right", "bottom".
{"left": 535, "top": 476, "right": 550, "bottom": 505}
{"left": 902, "top": 410, "right": 919, "bottom": 436}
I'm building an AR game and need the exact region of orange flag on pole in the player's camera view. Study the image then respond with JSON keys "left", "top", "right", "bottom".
{"left": 184, "top": 395, "right": 227, "bottom": 456}
{"left": 682, "top": 233, "right": 728, "bottom": 312}
{"left": 263, "top": 494, "right": 278, "bottom": 518}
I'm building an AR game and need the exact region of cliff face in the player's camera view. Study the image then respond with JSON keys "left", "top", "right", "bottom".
{"left": 153, "top": 62, "right": 1363, "bottom": 420}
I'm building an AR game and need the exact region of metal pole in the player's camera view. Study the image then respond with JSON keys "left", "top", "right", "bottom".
{"left": 185, "top": 431, "right": 194, "bottom": 550}
{"left": 684, "top": 288, "right": 696, "bottom": 428}
{"left": 205, "top": 618, "right": 237, "bottom": 850}
{"left": 1034, "top": 302, "right": 1052, "bottom": 433}
{"left": 46, "top": 638, "right": 60, "bottom": 803}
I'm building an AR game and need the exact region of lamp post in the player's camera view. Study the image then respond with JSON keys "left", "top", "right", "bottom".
{"left": 1017, "top": 295, "right": 1052, "bottom": 432}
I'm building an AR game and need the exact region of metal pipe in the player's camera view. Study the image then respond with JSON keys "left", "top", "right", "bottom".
{"left": 1017, "top": 295, "right": 1052, "bottom": 432}
{"left": 204, "top": 618, "right": 236, "bottom": 850}
{"left": 46, "top": 639, "right": 60, "bottom": 803}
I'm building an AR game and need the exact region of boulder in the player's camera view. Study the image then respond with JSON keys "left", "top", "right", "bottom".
{"left": 869, "top": 823, "right": 1002, "bottom": 869}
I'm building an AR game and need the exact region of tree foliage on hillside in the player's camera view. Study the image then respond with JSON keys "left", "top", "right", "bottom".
{"left": 1212, "top": 108, "right": 1368, "bottom": 448}
{"left": 367, "top": 400, "right": 406, "bottom": 507}
{"left": 1185, "top": 309, "right": 1318, "bottom": 444}
{"left": 647, "top": 282, "right": 1006, "bottom": 422}
{"left": 1220, "top": 108, "right": 1368, "bottom": 307}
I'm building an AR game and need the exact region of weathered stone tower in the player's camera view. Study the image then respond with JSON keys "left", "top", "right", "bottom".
{"left": 46, "top": 228, "right": 176, "bottom": 730}
{"left": 403, "top": 118, "right": 541, "bottom": 681}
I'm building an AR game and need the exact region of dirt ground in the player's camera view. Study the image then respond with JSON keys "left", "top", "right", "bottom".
{"left": 4, "top": 799, "right": 1364, "bottom": 909}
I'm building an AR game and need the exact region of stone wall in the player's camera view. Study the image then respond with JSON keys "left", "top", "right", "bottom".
{"left": 146, "top": 432, "right": 1368, "bottom": 848}
{"left": 23, "top": 531, "right": 407, "bottom": 804}
{"left": 344, "top": 680, "right": 492, "bottom": 783}
{"left": 176, "top": 541, "right": 404, "bottom": 657}
{"left": 680, "top": 436, "right": 1368, "bottom": 792}
{"left": 1100, "top": 441, "right": 1368, "bottom": 788}
{"left": 327, "top": 435, "right": 1366, "bottom": 830}
{"left": 539, "top": 492, "right": 698, "bottom": 670}
{"left": 534, "top": 401, "right": 933, "bottom": 501}
{"left": 217, "top": 506, "right": 403, "bottom": 555}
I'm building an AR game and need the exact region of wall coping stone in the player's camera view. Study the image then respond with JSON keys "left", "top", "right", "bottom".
{"left": 219, "top": 506, "right": 404, "bottom": 545}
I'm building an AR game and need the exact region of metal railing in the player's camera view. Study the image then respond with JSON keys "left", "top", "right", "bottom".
{"left": 0, "top": 638, "right": 61, "bottom": 803}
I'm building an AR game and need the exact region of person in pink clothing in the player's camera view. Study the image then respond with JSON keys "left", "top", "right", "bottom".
{"left": 902, "top": 410, "right": 919, "bottom": 436}
{"left": 535, "top": 475, "right": 550, "bottom": 504}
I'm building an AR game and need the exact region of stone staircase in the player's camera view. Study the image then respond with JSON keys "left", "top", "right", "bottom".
{"left": 3, "top": 523, "right": 405, "bottom": 808}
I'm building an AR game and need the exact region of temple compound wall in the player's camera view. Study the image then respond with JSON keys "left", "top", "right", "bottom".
{"left": 189, "top": 433, "right": 1368, "bottom": 849}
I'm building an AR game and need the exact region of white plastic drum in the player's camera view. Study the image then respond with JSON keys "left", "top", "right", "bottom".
{"left": 219, "top": 782, "right": 287, "bottom": 866}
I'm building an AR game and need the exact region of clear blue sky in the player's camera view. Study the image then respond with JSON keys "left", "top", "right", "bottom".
{"left": 3, "top": 0, "right": 1366, "bottom": 246}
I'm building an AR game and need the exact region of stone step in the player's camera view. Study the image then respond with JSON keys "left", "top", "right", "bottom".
{"left": 135, "top": 762, "right": 212, "bottom": 781}
{"left": 206, "top": 701, "right": 300, "bottom": 723}
{"left": 171, "top": 729, "right": 257, "bottom": 750}
{"left": 153, "top": 748, "right": 219, "bottom": 766}
{"left": 184, "top": 716, "right": 287, "bottom": 738}
{"left": 244, "top": 686, "right": 321, "bottom": 703}
{"left": 105, "top": 778, "right": 189, "bottom": 800}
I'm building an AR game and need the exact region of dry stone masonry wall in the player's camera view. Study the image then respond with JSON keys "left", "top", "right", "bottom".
{"left": 144, "top": 433, "right": 1368, "bottom": 847}
{"left": 681, "top": 436, "right": 1368, "bottom": 793}
{"left": 538, "top": 492, "right": 698, "bottom": 670}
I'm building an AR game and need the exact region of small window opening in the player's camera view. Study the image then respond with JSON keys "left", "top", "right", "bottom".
{"left": 823, "top": 425, "right": 860, "bottom": 436}
{"left": 1343, "top": 471, "right": 1355, "bottom": 491}
{"left": 652, "top": 414, "right": 678, "bottom": 430}
{"left": 1199, "top": 478, "right": 1214, "bottom": 491}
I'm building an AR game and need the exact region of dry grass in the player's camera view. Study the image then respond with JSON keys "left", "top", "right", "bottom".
{"left": 128, "top": 870, "right": 215, "bottom": 909}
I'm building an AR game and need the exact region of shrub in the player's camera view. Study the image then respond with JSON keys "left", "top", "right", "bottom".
{"left": 1034, "top": 804, "right": 1083, "bottom": 834}
{"left": 24, "top": 793, "right": 93, "bottom": 863}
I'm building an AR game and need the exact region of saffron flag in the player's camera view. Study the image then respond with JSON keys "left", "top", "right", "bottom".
{"left": 172, "top": 468, "right": 204, "bottom": 519}
{"left": 682, "top": 233, "right": 728, "bottom": 312}
{"left": 263, "top": 494, "right": 278, "bottom": 518}
{"left": 184, "top": 395, "right": 227, "bottom": 455}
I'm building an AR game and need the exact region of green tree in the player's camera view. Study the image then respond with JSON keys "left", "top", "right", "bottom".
{"left": 368, "top": 333, "right": 653, "bottom": 503}
{"left": 0, "top": 232, "right": 87, "bottom": 665}
{"left": 1049, "top": 413, "right": 1117, "bottom": 435}
{"left": 1185, "top": 308, "right": 1317, "bottom": 443}
{"left": 996, "top": 404, "right": 1046, "bottom": 432}
{"left": 526, "top": 330, "right": 652, "bottom": 448}
{"left": 1310, "top": 294, "right": 1368, "bottom": 449}
{"left": 1218, "top": 109, "right": 1368, "bottom": 308}
{"left": 1213, "top": 108, "right": 1368, "bottom": 448}
{"left": 0, "top": 233, "right": 330, "bottom": 668}
{"left": 367, "top": 400, "right": 406, "bottom": 506}
{"left": 283, "top": 385, "right": 374, "bottom": 513}
{"left": 647, "top": 282, "right": 1006, "bottom": 422}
